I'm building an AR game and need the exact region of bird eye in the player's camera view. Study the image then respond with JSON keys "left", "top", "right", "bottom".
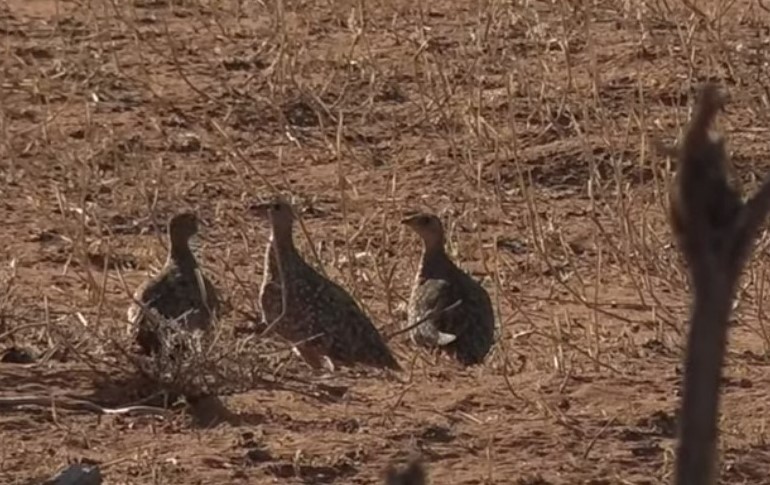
{"left": 273, "top": 203, "right": 281, "bottom": 211}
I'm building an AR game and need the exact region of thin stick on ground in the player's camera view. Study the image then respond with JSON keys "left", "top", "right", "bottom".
{"left": 0, "top": 395, "right": 170, "bottom": 417}
{"left": 672, "top": 83, "right": 770, "bottom": 485}
{"left": 384, "top": 299, "right": 463, "bottom": 341}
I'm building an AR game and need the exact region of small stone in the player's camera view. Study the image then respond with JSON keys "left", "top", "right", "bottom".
{"left": 169, "top": 132, "right": 202, "bottom": 153}
{"left": 46, "top": 463, "right": 103, "bottom": 485}
{"left": 1, "top": 346, "right": 36, "bottom": 364}
{"left": 384, "top": 458, "right": 426, "bottom": 485}
{"left": 245, "top": 448, "right": 272, "bottom": 463}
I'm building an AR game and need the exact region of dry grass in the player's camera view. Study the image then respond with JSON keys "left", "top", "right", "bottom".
{"left": 3, "top": 0, "right": 770, "bottom": 483}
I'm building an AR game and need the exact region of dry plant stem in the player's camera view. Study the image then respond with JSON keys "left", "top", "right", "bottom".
{"left": 674, "top": 85, "right": 770, "bottom": 485}
{"left": 385, "top": 299, "right": 463, "bottom": 341}
{"left": 0, "top": 395, "right": 170, "bottom": 417}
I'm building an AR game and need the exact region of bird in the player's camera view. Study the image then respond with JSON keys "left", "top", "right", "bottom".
{"left": 252, "top": 196, "right": 401, "bottom": 371}
{"left": 402, "top": 212, "right": 495, "bottom": 365}
{"left": 127, "top": 212, "right": 219, "bottom": 356}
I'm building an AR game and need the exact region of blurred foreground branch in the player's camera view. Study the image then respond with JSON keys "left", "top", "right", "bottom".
{"left": 671, "top": 83, "right": 770, "bottom": 485}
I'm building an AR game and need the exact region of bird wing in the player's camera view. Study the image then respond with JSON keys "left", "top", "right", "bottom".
{"left": 448, "top": 271, "right": 496, "bottom": 365}
{"left": 127, "top": 278, "right": 152, "bottom": 325}
{"left": 196, "top": 268, "right": 220, "bottom": 321}
{"left": 458, "top": 272, "right": 496, "bottom": 334}
{"left": 314, "top": 275, "right": 400, "bottom": 369}
{"left": 128, "top": 268, "right": 182, "bottom": 325}
{"left": 411, "top": 278, "right": 459, "bottom": 346}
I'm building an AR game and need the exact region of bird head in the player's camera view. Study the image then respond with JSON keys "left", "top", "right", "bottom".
{"left": 251, "top": 196, "right": 296, "bottom": 234}
{"left": 401, "top": 212, "right": 445, "bottom": 249}
{"left": 168, "top": 212, "right": 199, "bottom": 243}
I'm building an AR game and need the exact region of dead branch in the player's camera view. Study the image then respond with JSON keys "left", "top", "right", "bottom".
{"left": 673, "top": 83, "right": 770, "bottom": 485}
{"left": 0, "top": 395, "right": 171, "bottom": 417}
{"left": 384, "top": 298, "right": 463, "bottom": 341}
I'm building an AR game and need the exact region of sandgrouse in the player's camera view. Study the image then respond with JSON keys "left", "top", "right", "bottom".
{"left": 402, "top": 213, "right": 494, "bottom": 365}
{"left": 127, "top": 212, "right": 219, "bottom": 356}
{"left": 253, "top": 197, "right": 401, "bottom": 371}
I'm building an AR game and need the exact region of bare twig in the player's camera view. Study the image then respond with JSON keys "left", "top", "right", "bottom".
{"left": 384, "top": 299, "right": 463, "bottom": 341}
{"left": 0, "top": 395, "right": 170, "bottom": 417}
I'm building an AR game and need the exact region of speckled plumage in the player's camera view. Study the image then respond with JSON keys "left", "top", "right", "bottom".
{"left": 254, "top": 198, "right": 400, "bottom": 371}
{"left": 127, "top": 212, "right": 219, "bottom": 356}
{"left": 403, "top": 213, "right": 494, "bottom": 366}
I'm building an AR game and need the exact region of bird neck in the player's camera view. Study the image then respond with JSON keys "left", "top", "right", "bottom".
{"left": 418, "top": 245, "right": 452, "bottom": 279}
{"left": 269, "top": 228, "right": 297, "bottom": 259}
{"left": 169, "top": 239, "right": 197, "bottom": 268}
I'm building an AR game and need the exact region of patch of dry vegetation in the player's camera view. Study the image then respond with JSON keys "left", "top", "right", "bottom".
{"left": 3, "top": 0, "right": 770, "bottom": 483}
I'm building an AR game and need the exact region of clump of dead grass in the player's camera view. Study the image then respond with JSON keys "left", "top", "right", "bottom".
{"left": 6, "top": 0, "right": 770, "bottom": 482}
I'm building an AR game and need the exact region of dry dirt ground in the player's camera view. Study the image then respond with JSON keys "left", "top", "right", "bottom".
{"left": 4, "top": 0, "right": 770, "bottom": 483}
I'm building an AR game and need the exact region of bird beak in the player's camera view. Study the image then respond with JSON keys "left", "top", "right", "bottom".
{"left": 400, "top": 214, "right": 419, "bottom": 227}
